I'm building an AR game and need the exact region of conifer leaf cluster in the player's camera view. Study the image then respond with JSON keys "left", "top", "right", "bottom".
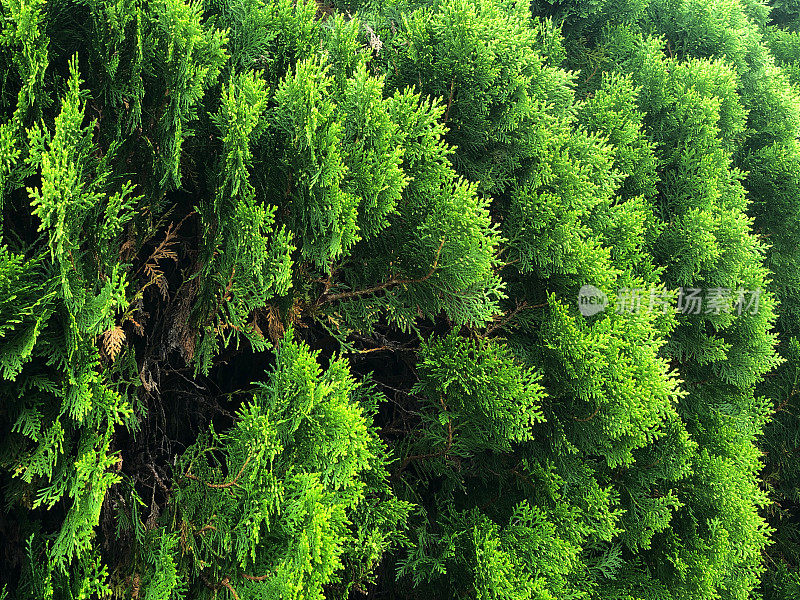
{"left": 2, "top": 0, "right": 800, "bottom": 597}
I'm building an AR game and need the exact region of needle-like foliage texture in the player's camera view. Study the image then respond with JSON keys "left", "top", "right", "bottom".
{"left": 2, "top": 0, "right": 800, "bottom": 597}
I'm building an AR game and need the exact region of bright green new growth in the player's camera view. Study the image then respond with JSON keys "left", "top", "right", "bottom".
{"left": 2, "top": 0, "right": 800, "bottom": 597}
{"left": 151, "top": 332, "right": 411, "bottom": 599}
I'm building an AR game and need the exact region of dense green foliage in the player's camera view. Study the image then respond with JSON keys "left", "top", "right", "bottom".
{"left": 1, "top": 0, "right": 800, "bottom": 597}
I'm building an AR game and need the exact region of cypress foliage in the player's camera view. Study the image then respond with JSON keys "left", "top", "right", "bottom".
{"left": 1, "top": 0, "right": 800, "bottom": 598}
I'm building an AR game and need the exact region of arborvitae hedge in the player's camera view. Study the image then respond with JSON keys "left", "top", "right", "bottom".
{"left": 1, "top": 0, "right": 800, "bottom": 598}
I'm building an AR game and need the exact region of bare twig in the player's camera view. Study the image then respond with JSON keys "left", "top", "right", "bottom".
{"left": 184, "top": 454, "right": 252, "bottom": 490}
{"left": 484, "top": 301, "right": 528, "bottom": 337}
{"left": 574, "top": 404, "right": 601, "bottom": 422}
{"left": 241, "top": 571, "right": 273, "bottom": 582}
{"left": 220, "top": 578, "right": 240, "bottom": 600}
{"left": 320, "top": 238, "right": 445, "bottom": 305}
{"left": 395, "top": 396, "right": 452, "bottom": 477}
{"left": 443, "top": 78, "right": 456, "bottom": 125}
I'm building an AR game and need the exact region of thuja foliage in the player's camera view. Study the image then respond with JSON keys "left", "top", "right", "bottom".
{"left": 2, "top": 0, "right": 800, "bottom": 598}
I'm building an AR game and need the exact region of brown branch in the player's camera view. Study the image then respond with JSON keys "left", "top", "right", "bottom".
{"left": 200, "top": 574, "right": 240, "bottom": 599}
{"left": 583, "top": 62, "right": 600, "bottom": 84}
{"left": 220, "top": 578, "right": 241, "bottom": 600}
{"left": 196, "top": 524, "right": 216, "bottom": 535}
{"left": 495, "top": 257, "right": 520, "bottom": 272}
{"left": 395, "top": 396, "right": 452, "bottom": 477}
{"left": 776, "top": 389, "right": 799, "bottom": 414}
{"left": 148, "top": 464, "right": 170, "bottom": 494}
{"left": 321, "top": 238, "right": 445, "bottom": 304}
{"left": 200, "top": 574, "right": 216, "bottom": 591}
{"left": 443, "top": 78, "right": 455, "bottom": 125}
{"left": 639, "top": 455, "right": 664, "bottom": 471}
{"left": 511, "top": 464, "right": 534, "bottom": 488}
{"left": 185, "top": 454, "right": 252, "bottom": 490}
{"left": 574, "top": 404, "right": 601, "bottom": 422}
{"left": 240, "top": 571, "right": 273, "bottom": 582}
{"left": 208, "top": 266, "right": 238, "bottom": 326}
{"left": 344, "top": 345, "right": 395, "bottom": 355}
{"left": 484, "top": 301, "right": 528, "bottom": 337}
